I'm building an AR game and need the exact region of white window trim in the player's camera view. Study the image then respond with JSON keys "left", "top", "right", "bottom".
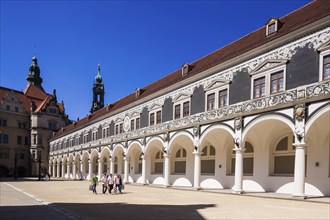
{"left": 205, "top": 83, "right": 229, "bottom": 112}
{"left": 173, "top": 94, "right": 191, "bottom": 119}
{"left": 250, "top": 64, "right": 287, "bottom": 99}
{"left": 129, "top": 112, "right": 140, "bottom": 131}
{"left": 319, "top": 49, "right": 330, "bottom": 82}
{"left": 149, "top": 106, "right": 162, "bottom": 126}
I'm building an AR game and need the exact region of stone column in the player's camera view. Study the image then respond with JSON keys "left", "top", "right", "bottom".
{"left": 57, "top": 162, "right": 60, "bottom": 177}
{"left": 52, "top": 163, "right": 56, "bottom": 177}
{"left": 233, "top": 147, "right": 243, "bottom": 194}
{"left": 72, "top": 161, "right": 76, "bottom": 180}
{"left": 193, "top": 152, "right": 201, "bottom": 189}
{"left": 292, "top": 104, "right": 307, "bottom": 198}
{"left": 124, "top": 157, "right": 129, "bottom": 183}
{"left": 293, "top": 144, "right": 307, "bottom": 198}
{"left": 88, "top": 159, "right": 93, "bottom": 180}
{"left": 66, "top": 162, "right": 70, "bottom": 179}
{"left": 232, "top": 117, "right": 244, "bottom": 194}
{"left": 164, "top": 153, "right": 170, "bottom": 187}
{"left": 48, "top": 162, "right": 52, "bottom": 177}
{"left": 98, "top": 158, "right": 102, "bottom": 179}
{"left": 141, "top": 155, "right": 146, "bottom": 185}
{"left": 110, "top": 157, "right": 114, "bottom": 174}
{"left": 80, "top": 160, "right": 84, "bottom": 180}
{"left": 61, "top": 162, "right": 65, "bottom": 178}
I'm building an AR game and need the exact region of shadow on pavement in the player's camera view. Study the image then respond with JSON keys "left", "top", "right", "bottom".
{"left": 1, "top": 202, "right": 215, "bottom": 220}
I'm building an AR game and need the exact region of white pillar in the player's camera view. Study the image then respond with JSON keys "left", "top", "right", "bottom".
{"left": 164, "top": 154, "right": 170, "bottom": 187}
{"left": 141, "top": 155, "right": 146, "bottom": 185}
{"left": 98, "top": 158, "right": 102, "bottom": 179}
{"left": 124, "top": 157, "right": 129, "bottom": 183}
{"left": 57, "top": 163, "right": 60, "bottom": 177}
{"left": 62, "top": 163, "right": 65, "bottom": 178}
{"left": 292, "top": 144, "right": 307, "bottom": 198}
{"left": 110, "top": 158, "right": 114, "bottom": 174}
{"left": 66, "top": 162, "right": 70, "bottom": 179}
{"left": 52, "top": 163, "right": 56, "bottom": 177}
{"left": 233, "top": 148, "right": 243, "bottom": 194}
{"left": 193, "top": 152, "right": 201, "bottom": 189}
{"left": 88, "top": 160, "right": 93, "bottom": 180}
{"left": 80, "top": 160, "right": 84, "bottom": 180}
{"left": 72, "top": 161, "right": 76, "bottom": 180}
{"left": 48, "top": 162, "right": 52, "bottom": 176}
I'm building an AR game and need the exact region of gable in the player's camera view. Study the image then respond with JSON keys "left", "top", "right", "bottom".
{"left": 250, "top": 59, "right": 288, "bottom": 76}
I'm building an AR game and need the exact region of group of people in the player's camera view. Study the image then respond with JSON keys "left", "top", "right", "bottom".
{"left": 91, "top": 173, "right": 123, "bottom": 194}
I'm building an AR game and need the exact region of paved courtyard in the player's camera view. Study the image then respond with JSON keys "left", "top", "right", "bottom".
{"left": 0, "top": 178, "right": 329, "bottom": 220}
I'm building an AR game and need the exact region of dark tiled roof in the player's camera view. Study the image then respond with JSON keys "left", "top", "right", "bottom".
{"left": 52, "top": 0, "right": 330, "bottom": 139}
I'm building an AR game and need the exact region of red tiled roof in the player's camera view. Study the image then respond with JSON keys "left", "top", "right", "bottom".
{"left": 52, "top": 0, "right": 330, "bottom": 139}
{"left": 1, "top": 83, "right": 64, "bottom": 114}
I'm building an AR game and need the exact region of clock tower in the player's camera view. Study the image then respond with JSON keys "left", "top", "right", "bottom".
{"left": 90, "top": 64, "right": 105, "bottom": 113}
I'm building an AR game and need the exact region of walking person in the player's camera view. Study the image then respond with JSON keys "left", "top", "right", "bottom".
{"left": 115, "top": 175, "right": 123, "bottom": 194}
{"left": 91, "top": 174, "right": 98, "bottom": 194}
{"left": 107, "top": 173, "right": 114, "bottom": 194}
{"left": 101, "top": 173, "right": 107, "bottom": 194}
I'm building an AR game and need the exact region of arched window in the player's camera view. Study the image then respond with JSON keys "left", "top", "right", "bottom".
{"left": 154, "top": 150, "right": 164, "bottom": 174}
{"left": 231, "top": 141, "right": 254, "bottom": 175}
{"left": 201, "top": 145, "right": 216, "bottom": 175}
{"left": 174, "top": 148, "right": 186, "bottom": 174}
{"left": 273, "top": 136, "right": 297, "bottom": 175}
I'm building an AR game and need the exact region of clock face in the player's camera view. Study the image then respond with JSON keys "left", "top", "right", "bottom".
{"left": 123, "top": 116, "right": 130, "bottom": 132}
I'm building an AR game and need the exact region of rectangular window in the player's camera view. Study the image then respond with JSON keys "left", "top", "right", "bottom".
{"left": 15, "top": 106, "right": 19, "bottom": 112}
{"left": 156, "top": 111, "right": 161, "bottom": 124}
{"left": 115, "top": 124, "right": 119, "bottom": 134}
{"left": 323, "top": 55, "right": 330, "bottom": 80}
{"left": 136, "top": 118, "right": 140, "bottom": 130}
{"left": 174, "top": 104, "right": 181, "bottom": 119}
{"left": 83, "top": 135, "right": 88, "bottom": 143}
{"left": 24, "top": 136, "right": 28, "bottom": 145}
{"left": 183, "top": 101, "right": 190, "bottom": 117}
{"left": 0, "top": 118, "right": 7, "bottom": 127}
{"left": 17, "top": 136, "right": 22, "bottom": 145}
{"left": 131, "top": 120, "right": 135, "bottom": 131}
{"left": 119, "top": 123, "right": 123, "bottom": 133}
{"left": 6, "top": 105, "right": 10, "bottom": 111}
{"left": 254, "top": 76, "right": 265, "bottom": 98}
{"left": 33, "top": 135, "right": 37, "bottom": 145}
{"left": 0, "top": 134, "right": 9, "bottom": 144}
{"left": 150, "top": 113, "right": 155, "bottom": 126}
{"left": 270, "top": 71, "right": 284, "bottom": 94}
{"left": 218, "top": 89, "right": 228, "bottom": 108}
{"left": 268, "top": 22, "right": 276, "bottom": 34}
{"left": 207, "top": 93, "right": 215, "bottom": 111}
{"left": 38, "top": 135, "right": 43, "bottom": 145}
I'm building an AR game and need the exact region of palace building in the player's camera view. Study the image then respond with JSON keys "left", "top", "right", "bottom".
{"left": 49, "top": 0, "right": 330, "bottom": 198}
{"left": 0, "top": 56, "right": 70, "bottom": 177}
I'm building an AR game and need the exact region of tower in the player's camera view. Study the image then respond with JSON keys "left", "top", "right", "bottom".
{"left": 26, "top": 55, "right": 44, "bottom": 90}
{"left": 90, "top": 64, "right": 105, "bottom": 113}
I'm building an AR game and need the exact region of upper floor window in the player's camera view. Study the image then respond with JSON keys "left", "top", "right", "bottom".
{"left": 48, "top": 121, "right": 57, "bottom": 130}
{"left": 150, "top": 113, "right": 155, "bottom": 126}
{"left": 92, "top": 131, "right": 98, "bottom": 141}
{"left": 205, "top": 79, "right": 230, "bottom": 112}
{"left": 266, "top": 18, "right": 281, "bottom": 36}
{"left": 0, "top": 118, "right": 7, "bottom": 127}
{"left": 183, "top": 101, "right": 190, "bottom": 117}
{"left": 218, "top": 89, "right": 228, "bottom": 108}
{"left": 102, "top": 127, "right": 109, "bottom": 138}
{"left": 207, "top": 93, "right": 215, "bottom": 111}
{"left": 172, "top": 93, "right": 191, "bottom": 119}
{"left": 75, "top": 137, "right": 80, "bottom": 145}
{"left": 250, "top": 59, "right": 287, "bottom": 99}
{"left": 149, "top": 104, "right": 162, "bottom": 126}
{"left": 156, "top": 111, "right": 161, "bottom": 124}
{"left": 83, "top": 134, "right": 88, "bottom": 143}
{"left": 136, "top": 118, "right": 140, "bottom": 130}
{"left": 0, "top": 133, "right": 9, "bottom": 144}
{"left": 323, "top": 55, "right": 330, "bottom": 80}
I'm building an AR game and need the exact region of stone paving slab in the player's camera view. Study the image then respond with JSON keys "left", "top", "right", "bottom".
{"left": 1, "top": 178, "right": 329, "bottom": 220}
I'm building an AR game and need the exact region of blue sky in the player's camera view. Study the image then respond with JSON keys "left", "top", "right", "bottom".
{"left": 1, "top": 0, "right": 311, "bottom": 121}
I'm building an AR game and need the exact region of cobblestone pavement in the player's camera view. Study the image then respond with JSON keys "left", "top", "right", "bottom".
{"left": 1, "top": 178, "right": 329, "bottom": 220}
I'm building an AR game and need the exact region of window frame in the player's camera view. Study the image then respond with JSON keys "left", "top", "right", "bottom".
{"left": 319, "top": 49, "right": 330, "bottom": 81}
{"left": 172, "top": 93, "right": 191, "bottom": 119}
{"left": 250, "top": 64, "right": 286, "bottom": 99}
{"left": 149, "top": 105, "right": 162, "bottom": 126}
{"left": 204, "top": 81, "right": 229, "bottom": 112}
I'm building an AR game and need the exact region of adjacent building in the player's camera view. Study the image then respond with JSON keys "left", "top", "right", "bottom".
{"left": 0, "top": 56, "right": 70, "bottom": 177}
{"left": 49, "top": 0, "right": 330, "bottom": 198}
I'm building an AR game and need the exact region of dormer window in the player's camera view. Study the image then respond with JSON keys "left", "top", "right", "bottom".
{"left": 266, "top": 18, "right": 281, "bottom": 36}
{"left": 181, "top": 63, "right": 191, "bottom": 76}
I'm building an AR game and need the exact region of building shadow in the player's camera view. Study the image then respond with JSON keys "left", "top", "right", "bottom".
{"left": 1, "top": 202, "right": 215, "bottom": 220}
